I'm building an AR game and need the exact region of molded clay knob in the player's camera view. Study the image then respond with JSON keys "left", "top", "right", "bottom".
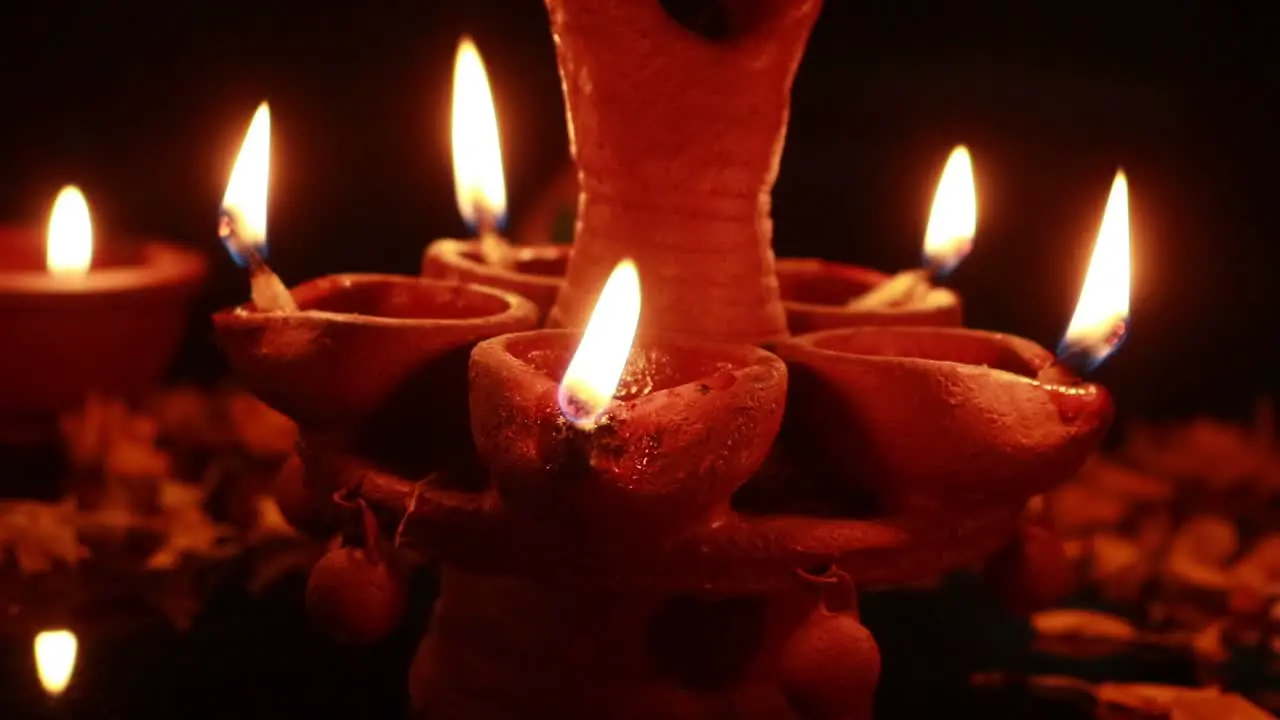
{"left": 779, "top": 609, "right": 881, "bottom": 720}
{"left": 306, "top": 545, "right": 407, "bottom": 646}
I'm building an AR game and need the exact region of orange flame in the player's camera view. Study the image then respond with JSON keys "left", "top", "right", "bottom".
{"left": 220, "top": 101, "right": 271, "bottom": 263}
{"left": 451, "top": 36, "right": 506, "bottom": 231}
{"left": 34, "top": 629, "right": 77, "bottom": 697}
{"left": 923, "top": 145, "right": 976, "bottom": 275}
{"left": 46, "top": 186, "right": 92, "bottom": 276}
{"left": 558, "top": 260, "right": 642, "bottom": 429}
{"left": 1060, "top": 170, "right": 1132, "bottom": 369}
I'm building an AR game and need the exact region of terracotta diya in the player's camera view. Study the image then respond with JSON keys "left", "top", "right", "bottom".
{"left": 213, "top": 273, "right": 538, "bottom": 532}
{"left": 216, "top": 1, "right": 1133, "bottom": 717}
{"left": 778, "top": 145, "right": 974, "bottom": 334}
{"left": 775, "top": 326, "right": 1112, "bottom": 513}
{"left": 422, "top": 37, "right": 571, "bottom": 322}
{"left": 0, "top": 186, "right": 207, "bottom": 428}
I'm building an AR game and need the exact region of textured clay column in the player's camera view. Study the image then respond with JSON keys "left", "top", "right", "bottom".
{"left": 544, "top": 0, "right": 823, "bottom": 344}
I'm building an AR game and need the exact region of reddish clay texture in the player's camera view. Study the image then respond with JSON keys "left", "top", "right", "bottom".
{"left": 982, "top": 520, "right": 1076, "bottom": 615}
{"left": 544, "top": 0, "right": 823, "bottom": 344}
{"left": 0, "top": 228, "right": 207, "bottom": 421}
{"left": 410, "top": 566, "right": 815, "bottom": 719}
{"left": 775, "top": 326, "right": 1113, "bottom": 514}
{"left": 776, "top": 257, "right": 962, "bottom": 334}
{"left": 422, "top": 238, "right": 568, "bottom": 323}
{"left": 468, "top": 329, "right": 787, "bottom": 545}
{"left": 213, "top": 274, "right": 538, "bottom": 430}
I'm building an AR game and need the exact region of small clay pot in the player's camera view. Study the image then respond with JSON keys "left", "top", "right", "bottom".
{"left": 0, "top": 227, "right": 207, "bottom": 421}
{"left": 775, "top": 326, "right": 1112, "bottom": 513}
{"left": 468, "top": 329, "right": 787, "bottom": 541}
{"left": 214, "top": 274, "right": 538, "bottom": 430}
{"left": 775, "top": 257, "right": 961, "bottom": 335}
{"left": 422, "top": 239, "right": 567, "bottom": 323}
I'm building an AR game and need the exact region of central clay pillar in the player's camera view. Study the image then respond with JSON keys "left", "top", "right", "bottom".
{"left": 545, "top": 0, "right": 823, "bottom": 344}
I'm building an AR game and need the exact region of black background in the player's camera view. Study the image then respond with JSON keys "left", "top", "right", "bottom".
{"left": 0, "top": 2, "right": 1271, "bottom": 716}
{"left": 1, "top": 1, "right": 1277, "bottom": 422}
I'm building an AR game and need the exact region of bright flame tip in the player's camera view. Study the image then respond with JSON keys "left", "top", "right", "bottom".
{"left": 557, "top": 259, "right": 642, "bottom": 429}
{"left": 220, "top": 102, "right": 272, "bottom": 266}
{"left": 46, "top": 185, "right": 93, "bottom": 276}
{"left": 922, "top": 144, "right": 977, "bottom": 276}
{"left": 451, "top": 36, "right": 507, "bottom": 232}
{"left": 1059, "top": 169, "right": 1132, "bottom": 370}
{"left": 34, "top": 629, "right": 77, "bottom": 697}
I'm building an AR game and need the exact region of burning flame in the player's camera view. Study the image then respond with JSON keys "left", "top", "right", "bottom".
{"left": 46, "top": 185, "right": 92, "bottom": 276}
{"left": 1059, "top": 170, "right": 1132, "bottom": 369}
{"left": 922, "top": 145, "right": 977, "bottom": 276}
{"left": 220, "top": 101, "right": 271, "bottom": 266}
{"left": 451, "top": 36, "right": 507, "bottom": 232}
{"left": 34, "top": 629, "right": 77, "bottom": 697}
{"left": 558, "top": 260, "right": 642, "bottom": 429}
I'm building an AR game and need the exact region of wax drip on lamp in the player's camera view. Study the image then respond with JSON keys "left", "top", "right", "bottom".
{"left": 34, "top": 629, "right": 77, "bottom": 698}
{"left": 557, "top": 259, "right": 642, "bottom": 430}
{"left": 848, "top": 144, "right": 976, "bottom": 308}
{"left": 46, "top": 186, "right": 93, "bottom": 278}
{"left": 1058, "top": 170, "right": 1132, "bottom": 372}
{"left": 451, "top": 36, "right": 511, "bottom": 269}
{"left": 219, "top": 101, "right": 297, "bottom": 312}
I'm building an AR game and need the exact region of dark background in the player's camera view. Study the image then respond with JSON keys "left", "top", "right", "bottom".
{"left": 0, "top": 1, "right": 1276, "bottom": 422}
{"left": 0, "top": 2, "right": 1271, "bottom": 717}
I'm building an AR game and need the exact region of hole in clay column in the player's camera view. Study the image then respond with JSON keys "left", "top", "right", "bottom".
{"left": 658, "top": 0, "right": 733, "bottom": 40}
{"left": 646, "top": 594, "right": 767, "bottom": 692}
{"left": 659, "top": 0, "right": 781, "bottom": 41}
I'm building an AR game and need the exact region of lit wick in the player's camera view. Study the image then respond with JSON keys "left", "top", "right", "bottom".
{"left": 218, "top": 204, "right": 297, "bottom": 313}
{"left": 220, "top": 101, "right": 297, "bottom": 313}
{"left": 847, "top": 145, "right": 975, "bottom": 309}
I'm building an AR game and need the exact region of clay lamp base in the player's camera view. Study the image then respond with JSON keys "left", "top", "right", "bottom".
{"left": 467, "top": 329, "right": 787, "bottom": 549}
{"left": 422, "top": 239, "right": 568, "bottom": 323}
{"left": 774, "top": 326, "right": 1113, "bottom": 515}
{"left": 212, "top": 274, "right": 539, "bottom": 532}
{"left": 775, "top": 258, "right": 961, "bottom": 334}
{"left": 0, "top": 227, "right": 207, "bottom": 430}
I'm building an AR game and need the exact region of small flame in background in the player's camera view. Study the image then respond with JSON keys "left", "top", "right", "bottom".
{"left": 451, "top": 36, "right": 507, "bottom": 232}
{"left": 34, "top": 629, "right": 77, "bottom": 698}
{"left": 1059, "top": 170, "right": 1132, "bottom": 369}
{"left": 923, "top": 145, "right": 977, "bottom": 276}
{"left": 46, "top": 185, "right": 92, "bottom": 276}
{"left": 558, "top": 260, "right": 642, "bottom": 429}
{"left": 220, "top": 101, "right": 272, "bottom": 266}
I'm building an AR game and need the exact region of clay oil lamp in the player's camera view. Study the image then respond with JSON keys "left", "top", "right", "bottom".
{"left": 422, "top": 36, "right": 570, "bottom": 321}
{"left": 777, "top": 169, "right": 1130, "bottom": 517}
{"left": 777, "top": 145, "right": 973, "bottom": 333}
{"left": 469, "top": 259, "right": 788, "bottom": 547}
{"left": 211, "top": 101, "right": 539, "bottom": 534}
{"left": 0, "top": 185, "right": 207, "bottom": 431}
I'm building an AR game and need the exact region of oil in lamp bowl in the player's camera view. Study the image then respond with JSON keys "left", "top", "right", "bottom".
{"left": 213, "top": 273, "right": 540, "bottom": 431}
{"left": 0, "top": 226, "right": 207, "bottom": 422}
{"left": 422, "top": 239, "right": 568, "bottom": 323}
{"left": 468, "top": 329, "right": 788, "bottom": 540}
{"left": 775, "top": 326, "right": 1113, "bottom": 513}
{"left": 775, "top": 257, "right": 962, "bottom": 334}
